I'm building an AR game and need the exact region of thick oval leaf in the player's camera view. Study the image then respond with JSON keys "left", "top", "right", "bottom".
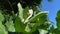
{"left": 14, "top": 17, "right": 25, "bottom": 32}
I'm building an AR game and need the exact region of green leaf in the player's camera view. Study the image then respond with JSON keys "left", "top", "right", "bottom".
{"left": 57, "top": 10, "right": 60, "bottom": 18}
{"left": 14, "top": 17, "right": 25, "bottom": 32}
{"left": 48, "top": 25, "right": 55, "bottom": 33}
{"left": 0, "top": 10, "right": 8, "bottom": 34}
{"left": 0, "top": 21, "right": 8, "bottom": 34}
{"left": 5, "top": 16, "right": 15, "bottom": 32}
{"left": 5, "top": 21, "right": 15, "bottom": 32}
{"left": 25, "top": 23, "right": 31, "bottom": 32}
{"left": 28, "top": 12, "right": 47, "bottom": 23}
{"left": 0, "top": 10, "right": 4, "bottom": 22}
{"left": 23, "top": 7, "right": 29, "bottom": 20}
{"left": 38, "top": 29, "right": 48, "bottom": 34}
{"left": 17, "top": 3, "right": 24, "bottom": 22}
{"left": 54, "top": 28, "right": 60, "bottom": 34}
{"left": 56, "top": 18, "right": 60, "bottom": 29}
{"left": 38, "top": 21, "right": 51, "bottom": 30}
{"left": 56, "top": 10, "right": 60, "bottom": 29}
{"left": 28, "top": 12, "right": 47, "bottom": 32}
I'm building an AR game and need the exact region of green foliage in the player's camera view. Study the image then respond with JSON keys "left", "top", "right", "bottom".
{"left": 56, "top": 10, "right": 60, "bottom": 18}
{"left": 14, "top": 17, "right": 25, "bottom": 32}
{"left": 0, "top": 11, "right": 8, "bottom": 34}
{"left": 0, "top": 0, "right": 59, "bottom": 34}
{"left": 0, "top": 23, "right": 8, "bottom": 34}
{"left": 56, "top": 10, "right": 60, "bottom": 29}
{"left": 14, "top": 3, "right": 48, "bottom": 34}
{"left": 55, "top": 10, "right": 60, "bottom": 34}
{"left": 0, "top": 2, "right": 49, "bottom": 34}
{"left": 23, "top": 7, "right": 29, "bottom": 19}
{"left": 5, "top": 16, "right": 15, "bottom": 32}
{"left": 0, "top": 10, "right": 4, "bottom": 22}
{"left": 17, "top": 3, "right": 24, "bottom": 22}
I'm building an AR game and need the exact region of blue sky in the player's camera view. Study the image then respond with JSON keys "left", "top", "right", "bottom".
{"left": 41, "top": 0, "right": 60, "bottom": 28}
